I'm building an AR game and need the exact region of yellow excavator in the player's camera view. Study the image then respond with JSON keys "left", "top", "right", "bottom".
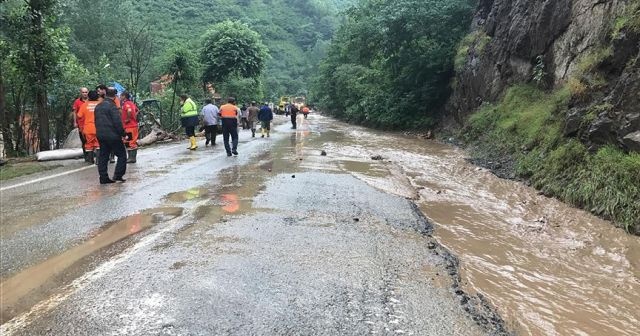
{"left": 278, "top": 96, "right": 291, "bottom": 113}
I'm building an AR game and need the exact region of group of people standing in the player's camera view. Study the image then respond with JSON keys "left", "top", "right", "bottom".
{"left": 179, "top": 95, "right": 274, "bottom": 157}
{"left": 72, "top": 85, "right": 139, "bottom": 184}
{"left": 73, "top": 87, "right": 299, "bottom": 184}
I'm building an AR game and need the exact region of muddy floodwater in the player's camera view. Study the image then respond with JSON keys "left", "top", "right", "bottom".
{"left": 1, "top": 114, "right": 638, "bottom": 335}
{"left": 299, "top": 116, "right": 640, "bottom": 336}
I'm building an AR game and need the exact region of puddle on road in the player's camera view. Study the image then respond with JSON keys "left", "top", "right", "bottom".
{"left": 1, "top": 187, "right": 120, "bottom": 239}
{"left": 303, "top": 116, "right": 640, "bottom": 336}
{"left": 339, "top": 161, "right": 387, "bottom": 177}
{"left": 146, "top": 169, "right": 170, "bottom": 177}
{"left": 165, "top": 188, "right": 211, "bottom": 203}
{"left": 0, "top": 207, "right": 183, "bottom": 324}
{"left": 168, "top": 163, "right": 274, "bottom": 243}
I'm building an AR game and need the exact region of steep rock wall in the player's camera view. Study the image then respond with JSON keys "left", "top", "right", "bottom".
{"left": 450, "top": 0, "right": 640, "bottom": 151}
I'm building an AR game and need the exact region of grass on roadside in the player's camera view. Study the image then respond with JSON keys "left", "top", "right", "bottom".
{"left": 463, "top": 84, "right": 640, "bottom": 233}
{"left": 0, "top": 162, "right": 62, "bottom": 181}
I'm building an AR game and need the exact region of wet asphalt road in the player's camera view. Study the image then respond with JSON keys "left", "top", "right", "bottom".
{"left": 1, "top": 115, "right": 491, "bottom": 335}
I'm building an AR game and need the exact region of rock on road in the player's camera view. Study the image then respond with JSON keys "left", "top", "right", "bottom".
{"left": 0, "top": 115, "right": 502, "bottom": 335}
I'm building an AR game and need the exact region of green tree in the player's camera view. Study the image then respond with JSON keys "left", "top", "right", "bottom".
{"left": 60, "top": 0, "right": 130, "bottom": 72}
{"left": 27, "top": 0, "right": 58, "bottom": 151}
{"left": 163, "top": 46, "right": 198, "bottom": 125}
{"left": 312, "top": 0, "right": 474, "bottom": 129}
{"left": 215, "top": 76, "right": 264, "bottom": 104}
{"left": 200, "top": 20, "right": 269, "bottom": 85}
{"left": 122, "top": 23, "right": 155, "bottom": 101}
{"left": 2, "top": 0, "right": 67, "bottom": 151}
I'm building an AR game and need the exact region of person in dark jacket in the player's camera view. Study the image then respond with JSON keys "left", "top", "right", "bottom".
{"left": 218, "top": 97, "right": 241, "bottom": 156}
{"left": 290, "top": 103, "right": 299, "bottom": 129}
{"left": 95, "top": 88, "right": 128, "bottom": 184}
{"left": 258, "top": 102, "right": 274, "bottom": 138}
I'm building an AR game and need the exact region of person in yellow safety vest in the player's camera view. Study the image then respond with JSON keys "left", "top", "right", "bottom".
{"left": 218, "top": 97, "right": 241, "bottom": 157}
{"left": 179, "top": 94, "right": 199, "bottom": 150}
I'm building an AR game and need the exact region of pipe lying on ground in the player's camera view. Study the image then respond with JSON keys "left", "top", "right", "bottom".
{"left": 36, "top": 149, "right": 84, "bottom": 161}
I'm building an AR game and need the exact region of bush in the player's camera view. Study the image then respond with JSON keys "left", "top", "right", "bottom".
{"left": 455, "top": 31, "right": 491, "bottom": 72}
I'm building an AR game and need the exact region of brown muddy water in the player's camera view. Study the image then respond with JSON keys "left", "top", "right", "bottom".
{"left": 0, "top": 207, "right": 184, "bottom": 323}
{"left": 301, "top": 116, "right": 640, "bottom": 336}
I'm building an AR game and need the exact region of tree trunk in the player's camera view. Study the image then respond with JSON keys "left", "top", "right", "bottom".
{"left": 0, "top": 63, "right": 16, "bottom": 157}
{"left": 29, "top": 0, "right": 51, "bottom": 152}
{"left": 35, "top": 89, "right": 49, "bottom": 151}
{"left": 169, "top": 79, "right": 179, "bottom": 126}
{"left": 54, "top": 103, "right": 64, "bottom": 149}
{"left": 10, "top": 85, "right": 25, "bottom": 155}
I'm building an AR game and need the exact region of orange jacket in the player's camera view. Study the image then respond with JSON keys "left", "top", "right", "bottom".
{"left": 219, "top": 103, "right": 239, "bottom": 119}
{"left": 98, "top": 97, "right": 121, "bottom": 108}
{"left": 78, "top": 101, "right": 100, "bottom": 135}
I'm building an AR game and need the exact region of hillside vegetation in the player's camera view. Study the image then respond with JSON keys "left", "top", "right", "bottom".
{"left": 464, "top": 85, "right": 640, "bottom": 233}
{"left": 63, "top": 0, "right": 353, "bottom": 98}
{"left": 450, "top": 1, "right": 640, "bottom": 233}
{"left": 311, "top": 0, "right": 475, "bottom": 129}
{"left": 0, "top": 0, "right": 352, "bottom": 155}
{"left": 311, "top": 0, "right": 639, "bottom": 233}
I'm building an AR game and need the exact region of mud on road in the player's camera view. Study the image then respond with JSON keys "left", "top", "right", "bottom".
{"left": 2, "top": 114, "right": 638, "bottom": 335}
{"left": 1, "top": 116, "right": 505, "bottom": 336}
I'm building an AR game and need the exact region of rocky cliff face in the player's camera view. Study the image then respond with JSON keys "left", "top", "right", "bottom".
{"left": 450, "top": 0, "right": 640, "bottom": 151}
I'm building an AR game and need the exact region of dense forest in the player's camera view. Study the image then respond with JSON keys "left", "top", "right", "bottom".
{"left": 0, "top": 0, "right": 352, "bottom": 155}
{"left": 312, "top": 0, "right": 475, "bottom": 129}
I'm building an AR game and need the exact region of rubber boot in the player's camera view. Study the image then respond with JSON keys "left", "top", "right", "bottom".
{"left": 127, "top": 149, "right": 137, "bottom": 163}
{"left": 86, "top": 150, "right": 95, "bottom": 164}
{"left": 251, "top": 129, "right": 255, "bottom": 138}
{"left": 189, "top": 136, "right": 197, "bottom": 150}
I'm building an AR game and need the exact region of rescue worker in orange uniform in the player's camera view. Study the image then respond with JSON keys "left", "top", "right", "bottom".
{"left": 72, "top": 87, "right": 89, "bottom": 161}
{"left": 120, "top": 92, "right": 139, "bottom": 163}
{"left": 77, "top": 90, "right": 101, "bottom": 164}
{"left": 301, "top": 105, "right": 310, "bottom": 119}
{"left": 218, "top": 97, "right": 241, "bottom": 157}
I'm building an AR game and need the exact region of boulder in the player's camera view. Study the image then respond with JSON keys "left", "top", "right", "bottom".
{"left": 563, "top": 109, "right": 583, "bottom": 137}
{"left": 621, "top": 113, "right": 640, "bottom": 136}
{"left": 623, "top": 131, "right": 640, "bottom": 152}
{"left": 587, "top": 116, "right": 616, "bottom": 144}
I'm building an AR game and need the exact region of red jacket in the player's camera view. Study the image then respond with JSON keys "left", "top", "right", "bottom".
{"left": 121, "top": 100, "right": 138, "bottom": 129}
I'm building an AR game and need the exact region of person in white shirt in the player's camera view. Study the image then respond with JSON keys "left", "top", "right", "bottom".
{"left": 200, "top": 99, "right": 220, "bottom": 146}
